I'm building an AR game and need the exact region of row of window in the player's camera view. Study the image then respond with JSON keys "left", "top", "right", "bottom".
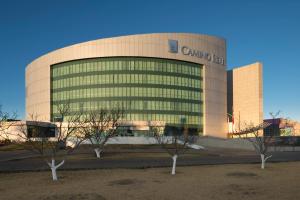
{"left": 54, "top": 113, "right": 202, "bottom": 126}
{"left": 52, "top": 87, "right": 202, "bottom": 101}
{"left": 51, "top": 57, "right": 203, "bottom": 126}
{"left": 52, "top": 74, "right": 202, "bottom": 90}
{"left": 52, "top": 100, "right": 202, "bottom": 114}
{"left": 52, "top": 57, "right": 202, "bottom": 77}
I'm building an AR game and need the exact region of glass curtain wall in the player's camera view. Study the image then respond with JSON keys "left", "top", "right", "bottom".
{"left": 51, "top": 57, "right": 203, "bottom": 131}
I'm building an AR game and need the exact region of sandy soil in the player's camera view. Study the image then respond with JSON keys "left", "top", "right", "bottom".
{"left": 1, "top": 162, "right": 300, "bottom": 200}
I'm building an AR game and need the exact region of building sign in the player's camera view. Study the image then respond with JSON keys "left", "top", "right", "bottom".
{"left": 168, "top": 39, "right": 225, "bottom": 65}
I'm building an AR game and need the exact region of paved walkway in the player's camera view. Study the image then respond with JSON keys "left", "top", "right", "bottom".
{"left": 1, "top": 147, "right": 300, "bottom": 172}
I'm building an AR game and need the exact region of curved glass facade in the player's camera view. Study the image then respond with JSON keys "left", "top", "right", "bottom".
{"left": 51, "top": 57, "right": 203, "bottom": 130}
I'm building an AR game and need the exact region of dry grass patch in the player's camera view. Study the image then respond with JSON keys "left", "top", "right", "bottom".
{"left": 40, "top": 193, "right": 106, "bottom": 200}
{"left": 1, "top": 162, "right": 300, "bottom": 200}
{"left": 226, "top": 171, "right": 258, "bottom": 177}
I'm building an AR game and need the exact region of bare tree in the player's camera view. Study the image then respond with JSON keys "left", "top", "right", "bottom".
{"left": 152, "top": 124, "right": 202, "bottom": 175}
{"left": 82, "top": 107, "right": 125, "bottom": 158}
{"left": 15, "top": 103, "right": 85, "bottom": 181}
{"left": 234, "top": 122, "right": 272, "bottom": 169}
{"left": 0, "top": 105, "right": 17, "bottom": 141}
{"left": 269, "top": 111, "right": 281, "bottom": 122}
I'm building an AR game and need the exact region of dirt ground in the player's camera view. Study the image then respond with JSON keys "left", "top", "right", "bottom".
{"left": 1, "top": 162, "right": 300, "bottom": 200}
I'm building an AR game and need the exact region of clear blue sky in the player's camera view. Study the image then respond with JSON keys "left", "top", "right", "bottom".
{"left": 0, "top": 0, "right": 299, "bottom": 121}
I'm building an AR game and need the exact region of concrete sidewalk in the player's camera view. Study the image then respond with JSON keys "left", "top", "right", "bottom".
{"left": 0, "top": 150, "right": 37, "bottom": 162}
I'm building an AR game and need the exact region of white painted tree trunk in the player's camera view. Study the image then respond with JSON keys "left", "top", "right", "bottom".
{"left": 171, "top": 154, "right": 178, "bottom": 175}
{"left": 261, "top": 154, "right": 265, "bottom": 169}
{"left": 260, "top": 154, "right": 272, "bottom": 169}
{"left": 47, "top": 159, "right": 65, "bottom": 181}
{"left": 51, "top": 167, "right": 58, "bottom": 181}
{"left": 94, "top": 148, "right": 102, "bottom": 158}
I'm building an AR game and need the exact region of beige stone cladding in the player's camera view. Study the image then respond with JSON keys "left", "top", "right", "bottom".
{"left": 229, "top": 62, "right": 263, "bottom": 132}
{"left": 25, "top": 33, "right": 227, "bottom": 137}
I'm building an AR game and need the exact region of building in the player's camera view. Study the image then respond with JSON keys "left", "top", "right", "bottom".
{"left": 26, "top": 33, "right": 262, "bottom": 138}
{"left": 1, "top": 121, "right": 55, "bottom": 142}
{"left": 264, "top": 118, "right": 300, "bottom": 136}
{"left": 227, "top": 62, "right": 263, "bottom": 134}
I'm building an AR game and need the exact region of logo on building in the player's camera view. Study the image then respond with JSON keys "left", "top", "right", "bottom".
{"left": 168, "top": 40, "right": 178, "bottom": 53}
{"left": 167, "top": 39, "right": 225, "bottom": 65}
